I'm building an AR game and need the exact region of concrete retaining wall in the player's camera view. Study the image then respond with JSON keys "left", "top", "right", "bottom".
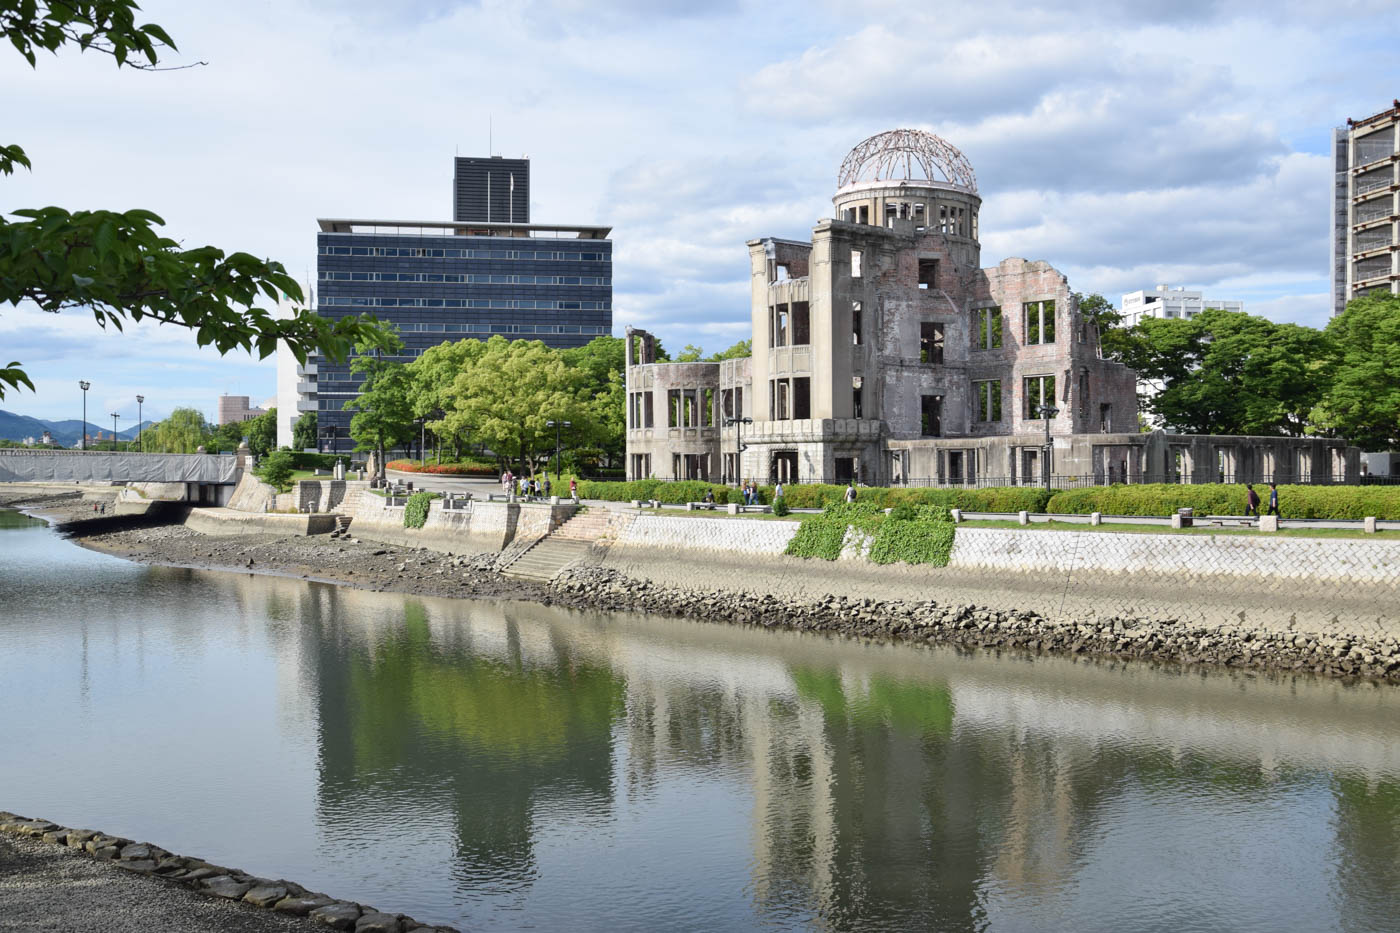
{"left": 601, "top": 513, "right": 1400, "bottom": 636}
{"left": 183, "top": 509, "right": 336, "bottom": 536}
{"left": 347, "top": 494, "right": 575, "bottom": 554}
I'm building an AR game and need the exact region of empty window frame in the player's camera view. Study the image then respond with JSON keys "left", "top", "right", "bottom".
{"left": 974, "top": 306, "right": 1002, "bottom": 350}
{"left": 919, "top": 322, "right": 945, "bottom": 364}
{"left": 721, "top": 388, "right": 734, "bottom": 420}
{"left": 771, "top": 304, "right": 790, "bottom": 347}
{"left": 668, "top": 389, "right": 681, "bottom": 427}
{"left": 851, "top": 249, "right": 863, "bottom": 278}
{"left": 852, "top": 300, "right": 863, "bottom": 346}
{"left": 735, "top": 387, "right": 743, "bottom": 420}
{"left": 947, "top": 451, "right": 964, "bottom": 483}
{"left": 858, "top": 205, "right": 870, "bottom": 225}
{"left": 973, "top": 380, "right": 1002, "bottom": 422}
{"left": 853, "top": 376, "right": 864, "bottom": 418}
{"left": 1099, "top": 403, "right": 1111, "bottom": 433}
{"left": 771, "top": 379, "right": 790, "bottom": 420}
{"left": 792, "top": 301, "right": 810, "bottom": 345}
{"left": 1024, "top": 375, "right": 1056, "bottom": 419}
{"left": 1024, "top": 299, "right": 1056, "bottom": 345}
{"left": 918, "top": 259, "right": 938, "bottom": 290}
{"left": 921, "top": 395, "right": 942, "bottom": 437}
{"left": 1078, "top": 371, "right": 1089, "bottom": 419}
{"left": 793, "top": 377, "right": 811, "bottom": 420}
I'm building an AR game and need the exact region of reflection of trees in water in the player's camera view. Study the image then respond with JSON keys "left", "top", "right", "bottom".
{"left": 265, "top": 582, "right": 1400, "bottom": 930}
{"left": 301, "top": 593, "right": 624, "bottom": 891}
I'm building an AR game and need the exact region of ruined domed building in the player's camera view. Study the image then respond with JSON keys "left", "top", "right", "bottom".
{"left": 625, "top": 130, "right": 1357, "bottom": 487}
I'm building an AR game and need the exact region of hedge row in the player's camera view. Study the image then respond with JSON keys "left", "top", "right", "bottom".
{"left": 287, "top": 451, "right": 348, "bottom": 471}
{"left": 576, "top": 480, "right": 1052, "bottom": 512}
{"left": 577, "top": 479, "right": 740, "bottom": 505}
{"left": 1045, "top": 484, "right": 1400, "bottom": 520}
{"left": 576, "top": 480, "right": 1400, "bottom": 520}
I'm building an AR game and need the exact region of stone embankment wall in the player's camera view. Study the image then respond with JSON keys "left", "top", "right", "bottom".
{"left": 551, "top": 566, "right": 1400, "bottom": 683}
{"left": 0, "top": 811, "right": 457, "bottom": 932}
{"left": 600, "top": 514, "right": 1400, "bottom": 638}
{"left": 347, "top": 494, "right": 574, "bottom": 554}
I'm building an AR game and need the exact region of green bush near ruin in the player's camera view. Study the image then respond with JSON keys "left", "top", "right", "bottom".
{"left": 1046, "top": 484, "right": 1400, "bottom": 520}
{"left": 403, "top": 491, "right": 434, "bottom": 529}
{"left": 786, "top": 502, "right": 955, "bottom": 567}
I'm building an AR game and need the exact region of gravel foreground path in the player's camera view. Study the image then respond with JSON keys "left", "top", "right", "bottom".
{"left": 0, "top": 834, "right": 318, "bottom": 933}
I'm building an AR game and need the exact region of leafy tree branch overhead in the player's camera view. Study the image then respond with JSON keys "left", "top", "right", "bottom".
{"left": 0, "top": 0, "right": 389, "bottom": 399}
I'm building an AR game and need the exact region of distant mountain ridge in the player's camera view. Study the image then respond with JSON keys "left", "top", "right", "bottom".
{"left": 0, "top": 409, "right": 155, "bottom": 446}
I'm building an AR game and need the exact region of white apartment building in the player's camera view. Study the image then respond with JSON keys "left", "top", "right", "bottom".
{"left": 1332, "top": 100, "right": 1400, "bottom": 317}
{"left": 275, "top": 291, "right": 320, "bottom": 450}
{"left": 1119, "top": 285, "right": 1244, "bottom": 327}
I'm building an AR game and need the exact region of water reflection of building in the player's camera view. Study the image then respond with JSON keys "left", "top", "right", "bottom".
{"left": 228, "top": 573, "right": 1400, "bottom": 930}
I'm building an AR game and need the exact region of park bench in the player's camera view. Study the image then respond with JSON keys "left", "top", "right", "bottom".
{"left": 1204, "top": 514, "right": 1256, "bottom": 527}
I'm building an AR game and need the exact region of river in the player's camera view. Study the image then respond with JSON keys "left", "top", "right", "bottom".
{"left": 2, "top": 508, "right": 1398, "bottom": 932}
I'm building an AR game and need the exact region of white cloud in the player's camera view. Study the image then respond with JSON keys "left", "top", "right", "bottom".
{"left": 1, "top": 0, "right": 1397, "bottom": 422}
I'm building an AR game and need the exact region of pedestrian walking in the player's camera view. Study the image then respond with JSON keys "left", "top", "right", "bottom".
{"left": 1267, "top": 483, "right": 1279, "bottom": 516}
{"left": 774, "top": 481, "right": 785, "bottom": 501}
{"left": 569, "top": 478, "right": 578, "bottom": 501}
{"left": 543, "top": 477, "right": 552, "bottom": 498}
{"left": 844, "top": 482, "right": 857, "bottom": 503}
{"left": 1245, "top": 484, "right": 1260, "bottom": 517}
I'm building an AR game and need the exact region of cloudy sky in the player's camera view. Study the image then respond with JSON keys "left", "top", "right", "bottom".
{"left": 3, "top": 0, "right": 1398, "bottom": 424}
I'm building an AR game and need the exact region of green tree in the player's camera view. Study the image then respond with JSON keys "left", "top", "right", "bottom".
{"left": 1318, "top": 293, "right": 1400, "bottom": 450}
{"left": 0, "top": 0, "right": 389, "bottom": 400}
{"left": 245, "top": 407, "right": 277, "bottom": 458}
{"left": 345, "top": 334, "right": 414, "bottom": 479}
{"left": 255, "top": 449, "right": 294, "bottom": 491}
{"left": 675, "top": 343, "right": 705, "bottom": 362}
{"left": 1074, "top": 293, "right": 1121, "bottom": 333}
{"left": 208, "top": 419, "right": 244, "bottom": 453}
{"left": 561, "top": 336, "right": 627, "bottom": 466}
{"left": 446, "top": 336, "right": 593, "bottom": 475}
{"left": 1106, "top": 308, "right": 1333, "bottom": 436}
{"left": 144, "top": 407, "right": 211, "bottom": 453}
{"left": 291, "top": 410, "right": 317, "bottom": 451}
{"left": 708, "top": 339, "right": 752, "bottom": 361}
{"left": 407, "top": 338, "right": 490, "bottom": 459}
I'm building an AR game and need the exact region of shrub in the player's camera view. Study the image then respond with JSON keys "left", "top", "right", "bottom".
{"left": 868, "top": 515, "right": 955, "bottom": 566}
{"left": 403, "top": 491, "right": 434, "bottom": 529}
{"left": 785, "top": 499, "right": 955, "bottom": 566}
{"left": 772, "top": 496, "right": 790, "bottom": 516}
{"left": 255, "top": 450, "right": 295, "bottom": 492}
{"left": 288, "top": 451, "right": 349, "bottom": 471}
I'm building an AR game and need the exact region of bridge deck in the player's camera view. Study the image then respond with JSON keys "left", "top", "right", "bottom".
{"left": 0, "top": 449, "right": 239, "bottom": 484}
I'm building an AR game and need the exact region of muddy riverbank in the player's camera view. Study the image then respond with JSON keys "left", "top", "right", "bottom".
{"left": 5, "top": 488, "right": 1399, "bottom": 684}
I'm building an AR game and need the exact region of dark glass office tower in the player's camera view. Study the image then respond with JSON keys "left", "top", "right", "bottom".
{"left": 454, "top": 156, "right": 530, "bottom": 223}
{"left": 305, "top": 158, "right": 612, "bottom": 456}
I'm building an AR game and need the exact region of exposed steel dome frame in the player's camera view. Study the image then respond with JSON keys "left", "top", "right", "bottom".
{"left": 837, "top": 128, "right": 978, "bottom": 194}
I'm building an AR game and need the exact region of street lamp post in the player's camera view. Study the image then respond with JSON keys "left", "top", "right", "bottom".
{"left": 545, "top": 420, "right": 571, "bottom": 479}
{"left": 78, "top": 381, "right": 90, "bottom": 449}
{"left": 110, "top": 413, "right": 120, "bottom": 451}
{"left": 1037, "top": 404, "right": 1059, "bottom": 491}
{"left": 723, "top": 417, "right": 752, "bottom": 484}
{"left": 135, "top": 396, "right": 144, "bottom": 452}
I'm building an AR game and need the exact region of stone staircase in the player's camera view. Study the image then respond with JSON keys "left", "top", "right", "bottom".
{"left": 499, "top": 508, "right": 634, "bottom": 583}
{"left": 329, "top": 485, "right": 367, "bottom": 538}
